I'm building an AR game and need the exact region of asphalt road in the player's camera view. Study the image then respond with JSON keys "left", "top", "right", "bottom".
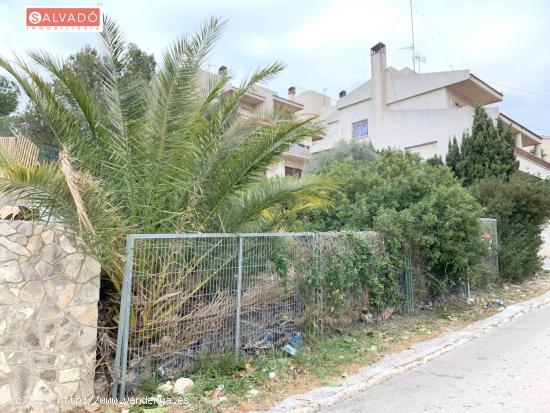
{"left": 322, "top": 303, "right": 550, "bottom": 413}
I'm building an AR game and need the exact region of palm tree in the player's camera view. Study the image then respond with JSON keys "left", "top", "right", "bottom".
{"left": 0, "top": 17, "right": 332, "bottom": 291}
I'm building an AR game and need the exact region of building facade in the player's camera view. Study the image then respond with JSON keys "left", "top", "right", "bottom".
{"left": 296, "top": 42, "right": 550, "bottom": 179}
{"left": 202, "top": 67, "right": 312, "bottom": 178}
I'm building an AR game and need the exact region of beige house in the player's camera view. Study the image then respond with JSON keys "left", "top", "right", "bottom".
{"left": 201, "top": 66, "right": 312, "bottom": 178}
{"left": 296, "top": 42, "right": 550, "bottom": 179}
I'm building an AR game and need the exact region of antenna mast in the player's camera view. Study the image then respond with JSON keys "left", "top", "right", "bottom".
{"left": 410, "top": 0, "right": 416, "bottom": 72}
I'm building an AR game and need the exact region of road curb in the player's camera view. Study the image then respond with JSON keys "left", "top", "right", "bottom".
{"left": 262, "top": 290, "right": 550, "bottom": 412}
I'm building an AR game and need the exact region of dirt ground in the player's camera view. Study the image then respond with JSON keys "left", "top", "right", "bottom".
{"left": 72, "top": 272, "right": 550, "bottom": 413}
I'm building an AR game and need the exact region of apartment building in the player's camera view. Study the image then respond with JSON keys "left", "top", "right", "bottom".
{"left": 295, "top": 42, "right": 550, "bottom": 179}
{"left": 201, "top": 66, "right": 312, "bottom": 178}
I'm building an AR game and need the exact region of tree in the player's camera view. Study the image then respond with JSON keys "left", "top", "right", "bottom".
{"left": 54, "top": 43, "right": 156, "bottom": 106}
{"left": 66, "top": 45, "right": 104, "bottom": 95}
{"left": 471, "top": 173, "right": 550, "bottom": 281}
{"left": 11, "top": 44, "right": 156, "bottom": 160}
{"left": 0, "top": 16, "right": 331, "bottom": 290}
{"left": 123, "top": 43, "right": 156, "bottom": 83}
{"left": 304, "top": 139, "right": 377, "bottom": 174}
{"left": 445, "top": 136, "right": 461, "bottom": 177}
{"left": 459, "top": 105, "right": 518, "bottom": 186}
{"left": 496, "top": 118, "right": 519, "bottom": 169}
{"left": 301, "top": 150, "right": 487, "bottom": 297}
{"left": 7, "top": 103, "right": 57, "bottom": 160}
{"left": 426, "top": 154, "right": 443, "bottom": 167}
{"left": 0, "top": 75, "right": 19, "bottom": 117}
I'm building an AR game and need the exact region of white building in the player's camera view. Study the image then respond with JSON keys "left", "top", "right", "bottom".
{"left": 296, "top": 42, "right": 550, "bottom": 179}
{"left": 201, "top": 66, "right": 312, "bottom": 178}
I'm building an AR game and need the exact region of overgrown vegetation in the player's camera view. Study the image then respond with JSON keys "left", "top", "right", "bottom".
{"left": 304, "top": 139, "right": 378, "bottom": 175}
{"left": 445, "top": 105, "right": 550, "bottom": 281}
{"left": 472, "top": 174, "right": 550, "bottom": 280}
{"left": 0, "top": 15, "right": 333, "bottom": 285}
{"left": 299, "top": 233, "right": 400, "bottom": 331}
{"left": 447, "top": 105, "right": 518, "bottom": 186}
{"left": 0, "top": 16, "right": 335, "bottom": 388}
{"left": 117, "top": 273, "right": 550, "bottom": 413}
{"left": 302, "top": 148, "right": 487, "bottom": 298}
{"left": 4, "top": 43, "right": 157, "bottom": 161}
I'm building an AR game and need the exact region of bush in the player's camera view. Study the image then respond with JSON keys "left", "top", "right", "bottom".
{"left": 457, "top": 106, "right": 518, "bottom": 186}
{"left": 296, "top": 232, "right": 401, "bottom": 332}
{"left": 304, "top": 139, "right": 377, "bottom": 175}
{"left": 301, "top": 150, "right": 488, "bottom": 297}
{"left": 471, "top": 173, "right": 550, "bottom": 281}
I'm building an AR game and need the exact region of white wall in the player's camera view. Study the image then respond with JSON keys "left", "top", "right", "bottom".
{"left": 516, "top": 154, "right": 550, "bottom": 179}
{"left": 266, "top": 161, "right": 285, "bottom": 177}
{"left": 541, "top": 225, "right": 550, "bottom": 258}
{"left": 376, "top": 106, "right": 497, "bottom": 156}
{"left": 405, "top": 141, "right": 438, "bottom": 158}
{"left": 387, "top": 88, "right": 448, "bottom": 111}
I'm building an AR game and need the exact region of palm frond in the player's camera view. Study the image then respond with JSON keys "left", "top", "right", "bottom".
{"left": 28, "top": 50, "right": 102, "bottom": 141}
{"left": 0, "top": 16, "right": 334, "bottom": 298}
{"left": 138, "top": 17, "right": 225, "bottom": 231}
{"left": 203, "top": 175, "right": 334, "bottom": 231}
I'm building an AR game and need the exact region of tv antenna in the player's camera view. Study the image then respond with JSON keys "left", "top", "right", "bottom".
{"left": 400, "top": 0, "right": 418, "bottom": 72}
{"left": 414, "top": 54, "right": 427, "bottom": 72}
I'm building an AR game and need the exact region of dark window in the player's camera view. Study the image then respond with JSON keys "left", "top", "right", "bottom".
{"left": 352, "top": 119, "right": 368, "bottom": 138}
{"left": 285, "top": 166, "right": 302, "bottom": 177}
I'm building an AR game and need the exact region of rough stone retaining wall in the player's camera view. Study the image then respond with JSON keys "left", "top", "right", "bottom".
{"left": 0, "top": 220, "right": 101, "bottom": 412}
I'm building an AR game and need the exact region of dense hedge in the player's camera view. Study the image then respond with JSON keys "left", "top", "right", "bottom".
{"left": 471, "top": 173, "right": 550, "bottom": 281}
{"left": 301, "top": 148, "right": 488, "bottom": 298}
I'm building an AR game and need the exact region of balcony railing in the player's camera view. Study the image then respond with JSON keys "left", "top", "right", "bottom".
{"left": 286, "top": 143, "right": 310, "bottom": 157}
{"left": 515, "top": 147, "right": 550, "bottom": 179}
{"left": 515, "top": 147, "right": 550, "bottom": 169}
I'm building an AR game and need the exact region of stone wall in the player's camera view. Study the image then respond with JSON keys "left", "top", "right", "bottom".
{"left": 0, "top": 220, "right": 101, "bottom": 412}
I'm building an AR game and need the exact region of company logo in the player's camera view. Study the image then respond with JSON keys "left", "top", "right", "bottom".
{"left": 26, "top": 7, "right": 103, "bottom": 31}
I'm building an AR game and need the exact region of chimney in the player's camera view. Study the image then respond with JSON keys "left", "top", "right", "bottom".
{"left": 339, "top": 90, "right": 347, "bottom": 98}
{"left": 288, "top": 86, "right": 296, "bottom": 100}
{"left": 370, "top": 42, "right": 387, "bottom": 142}
{"left": 218, "top": 65, "right": 227, "bottom": 76}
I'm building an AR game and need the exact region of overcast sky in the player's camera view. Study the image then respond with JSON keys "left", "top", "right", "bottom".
{"left": 1, "top": 0, "right": 550, "bottom": 134}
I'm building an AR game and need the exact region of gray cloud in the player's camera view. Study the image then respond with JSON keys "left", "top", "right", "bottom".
{"left": 1, "top": 0, "right": 548, "bottom": 133}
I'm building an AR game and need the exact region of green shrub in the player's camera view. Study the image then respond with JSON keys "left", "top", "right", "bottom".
{"left": 302, "top": 150, "right": 488, "bottom": 297}
{"left": 471, "top": 173, "right": 550, "bottom": 281}
{"left": 304, "top": 139, "right": 377, "bottom": 175}
{"left": 457, "top": 106, "right": 518, "bottom": 186}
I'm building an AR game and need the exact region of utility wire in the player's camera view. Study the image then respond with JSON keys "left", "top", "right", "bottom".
{"left": 412, "top": 6, "right": 455, "bottom": 70}
{"left": 412, "top": 3, "right": 550, "bottom": 100}
{"left": 488, "top": 83, "right": 550, "bottom": 99}
{"left": 412, "top": 3, "right": 470, "bottom": 68}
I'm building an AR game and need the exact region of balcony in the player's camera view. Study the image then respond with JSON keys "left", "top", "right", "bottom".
{"left": 285, "top": 143, "right": 311, "bottom": 159}
{"left": 515, "top": 148, "right": 550, "bottom": 179}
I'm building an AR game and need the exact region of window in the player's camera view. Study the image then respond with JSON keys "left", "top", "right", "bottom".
{"left": 285, "top": 166, "right": 302, "bottom": 177}
{"left": 352, "top": 119, "right": 368, "bottom": 138}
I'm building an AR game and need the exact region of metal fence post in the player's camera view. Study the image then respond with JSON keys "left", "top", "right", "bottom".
{"left": 404, "top": 251, "right": 414, "bottom": 316}
{"left": 463, "top": 280, "right": 471, "bottom": 299}
{"left": 234, "top": 235, "right": 244, "bottom": 361}
{"left": 493, "top": 219, "right": 500, "bottom": 279}
{"left": 112, "top": 235, "right": 135, "bottom": 400}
